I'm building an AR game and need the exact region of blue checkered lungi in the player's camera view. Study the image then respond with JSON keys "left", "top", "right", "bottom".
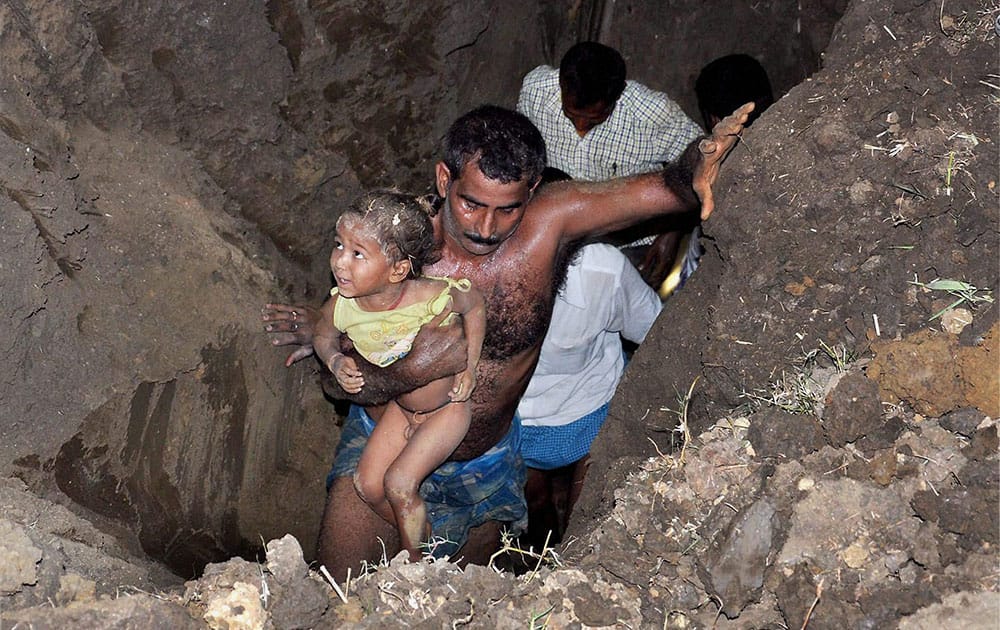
{"left": 328, "top": 405, "right": 527, "bottom": 558}
{"left": 520, "top": 402, "right": 609, "bottom": 470}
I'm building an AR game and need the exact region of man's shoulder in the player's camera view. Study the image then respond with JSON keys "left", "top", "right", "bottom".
{"left": 518, "top": 65, "right": 561, "bottom": 119}
{"left": 521, "top": 64, "right": 558, "bottom": 86}
{"left": 519, "top": 65, "right": 559, "bottom": 97}
{"left": 619, "top": 81, "right": 698, "bottom": 126}
{"left": 621, "top": 78, "right": 672, "bottom": 102}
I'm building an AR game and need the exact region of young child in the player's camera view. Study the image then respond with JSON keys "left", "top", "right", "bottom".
{"left": 313, "top": 190, "right": 485, "bottom": 561}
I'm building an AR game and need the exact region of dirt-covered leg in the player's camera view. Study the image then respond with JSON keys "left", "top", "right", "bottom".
{"left": 316, "top": 475, "right": 400, "bottom": 582}
{"left": 354, "top": 404, "right": 410, "bottom": 524}
{"left": 384, "top": 403, "right": 471, "bottom": 560}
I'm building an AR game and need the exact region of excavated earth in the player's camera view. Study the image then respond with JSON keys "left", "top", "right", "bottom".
{"left": 1, "top": 0, "right": 997, "bottom": 628}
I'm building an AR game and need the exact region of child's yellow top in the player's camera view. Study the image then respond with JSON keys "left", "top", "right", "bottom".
{"left": 331, "top": 277, "right": 471, "bottom": 367}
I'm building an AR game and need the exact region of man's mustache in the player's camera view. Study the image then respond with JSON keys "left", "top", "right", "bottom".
{"left": 465, "top": 232, "right": 502, "bottom": 246}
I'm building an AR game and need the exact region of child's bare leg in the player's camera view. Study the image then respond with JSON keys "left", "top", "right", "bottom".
{"left": 383, "top": 402, "right": 471, "bottom": 561}
{"left": 354, "top": 404, "right": 410, "bottom": 525}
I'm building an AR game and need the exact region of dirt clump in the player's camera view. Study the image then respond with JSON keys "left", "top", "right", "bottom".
{"left": 868, "top": 321, "right": 999, "bottom": 417}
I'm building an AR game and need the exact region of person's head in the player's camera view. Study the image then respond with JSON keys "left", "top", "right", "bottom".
{"left": 435, "top": 105, "right": 546, "bottom": 256}
{"left": 695, "top": 54, "right": 774, "bottom": 130}
{"left": 558, "top": 42, "right": 627, "bottom": 136}
{"left": 539, "top": 166, "right": 571, "bottom": 188}
{"left": 331, "top": 190, "right": 436, "bottom": 297}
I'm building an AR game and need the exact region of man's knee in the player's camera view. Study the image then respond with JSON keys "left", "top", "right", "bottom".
{"left": 318, "top": 476, "right": 400, "bottom": 578}
{"left": 353, "top": 470, "right": 383, "bottom": 506}
{"left": 456, "top": 520, "right": 503, "bottom": 566}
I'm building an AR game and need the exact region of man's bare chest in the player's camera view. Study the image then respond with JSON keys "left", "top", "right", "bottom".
{"left": 425, "top": 257, "right": 553, "bottom": 360}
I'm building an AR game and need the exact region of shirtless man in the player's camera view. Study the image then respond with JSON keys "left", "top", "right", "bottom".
{"left": 263, "top": 102, "right": 753, "bottom": 579}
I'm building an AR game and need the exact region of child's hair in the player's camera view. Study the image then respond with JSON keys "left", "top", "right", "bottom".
{"left": 337, "top": 190, "right": 438, "bottom": 276}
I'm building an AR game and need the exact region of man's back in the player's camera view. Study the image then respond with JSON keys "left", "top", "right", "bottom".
{"left": 518, "top": 242, "right": 662, "bottom": 426}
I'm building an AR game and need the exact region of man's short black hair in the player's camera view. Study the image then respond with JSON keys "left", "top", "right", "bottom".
{"left": 559, "top": 42, "right": 627, "bottom": 107}
{"left": 695, "top": 54, "right": 774, "bottom": 129}
{"left": 442, "top": 105, "right": 547, "bottom": 185}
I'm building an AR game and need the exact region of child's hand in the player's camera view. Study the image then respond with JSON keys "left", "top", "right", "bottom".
{"left": 330, "top": 354, "right": 364, "bottom": 393}
{"left": 450, "top": 369, "right": 477, "bottom": 402}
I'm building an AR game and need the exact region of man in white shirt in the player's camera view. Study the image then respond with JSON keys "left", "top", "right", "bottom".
{"left": 517, "top": 241, "right": 662, "bottom": 545}
{"left": 517, "top": 42, "right": 704, "bottom": 292}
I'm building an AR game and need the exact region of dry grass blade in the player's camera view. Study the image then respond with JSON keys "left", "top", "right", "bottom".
{"left": 800, "top": 578, "right": 824, "bottom": 629}
{"left": 908, "top": 276, "right": 995, "bottom": 320}
{"left": 488, "top": 529, "right": 561, "bottom": 580}
{"left": 677, "top": 376, "right": 699, "bottom": 465}
{"left": 319, "top": 565, "right": 348, "bottom": 603}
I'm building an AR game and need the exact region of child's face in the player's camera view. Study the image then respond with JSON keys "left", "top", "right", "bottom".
{"left": 330, "top": 217, "right": 394, "bottom": 299}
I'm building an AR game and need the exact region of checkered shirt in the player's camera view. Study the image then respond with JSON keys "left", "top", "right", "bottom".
{"left": 516, "top": 64, "right": 703, "bottom": 181}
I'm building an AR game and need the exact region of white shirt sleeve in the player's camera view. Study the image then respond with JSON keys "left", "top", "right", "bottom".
{"left": 612, "top": 249, "right": 663, "bottom": 344}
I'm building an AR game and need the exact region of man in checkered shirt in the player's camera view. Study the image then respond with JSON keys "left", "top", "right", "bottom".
{"left": 517, "top": 41, "right": 704, "bottom": 291}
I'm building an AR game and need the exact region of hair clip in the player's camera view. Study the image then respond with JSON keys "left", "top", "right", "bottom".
{"left": 392, "top": 213, "right": 401, "bottom": 226}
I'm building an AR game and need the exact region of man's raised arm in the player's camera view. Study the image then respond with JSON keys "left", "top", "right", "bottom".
{"left": 262, "top": 301, "right": 468, "bottom": 406}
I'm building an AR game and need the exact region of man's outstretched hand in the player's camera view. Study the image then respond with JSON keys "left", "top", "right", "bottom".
{"left": 694, "top": 101, "right": 755, "bottom": 221}
{"left": 262, "top": 303, "right": 321, "bottom": 367}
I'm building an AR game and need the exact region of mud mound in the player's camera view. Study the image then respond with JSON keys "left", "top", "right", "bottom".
{"left": 589, "top": 0, "right": 997, "bottom": 525}
{"left": 4, "top": 399, "right": 996, "bottom": 627}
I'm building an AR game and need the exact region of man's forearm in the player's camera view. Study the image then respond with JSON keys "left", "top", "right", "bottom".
{"left": 321, "top": 349, "right": 416, "bottom": 407}
{"left": 661, "top": 137, "right": 703, "bottom": 210}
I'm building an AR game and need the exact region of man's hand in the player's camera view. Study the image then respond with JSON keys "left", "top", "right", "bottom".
{"left": 403, "top": 307, "right": 469, "bottom": 383}
{"left": 693, "top": 102, "right": 755, "bottom": 221}
{"left": 262, "top": 303, "right": 321, "bottom": 367}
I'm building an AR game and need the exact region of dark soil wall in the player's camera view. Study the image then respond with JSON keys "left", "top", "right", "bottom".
{"left": 594, "top": 0, "right": 848, "bottom": 124}
{"left": 580, "top": 0, "right": 998, "bottom": 534}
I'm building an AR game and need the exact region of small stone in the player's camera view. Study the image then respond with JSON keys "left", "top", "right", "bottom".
{"left": 56, "top": 573, "right": 97, "bottom": 605}
{"left": 884, "top": 550, "right": 909, "bottom": 574}
{"left": 898, "top": 563, "right": 919, "bottom": 585}
{"left": 940, "top": 308, "right": 972, "bottom": 334}
{"left": 665, "top": 611, "right": 691, "bottom": 628}
{"left": 840, "top": 541, "right": 869, "bottom": 568}
{"left": 202, "top": 581, "right": 265, "bottom": 630}
{"left": 0, "top": 520, "right": 42, "bottom": 594}
{"left": 265, "top": 534, "right": 308, "bottom": 583}
{"left": 869, "top": 449, "right": 897, "bottom": 486}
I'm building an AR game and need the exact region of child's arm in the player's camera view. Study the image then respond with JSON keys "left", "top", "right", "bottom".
{"left": 313, "top": 295, "right": 364, "bottom": 394}
{"left": 446, "top": 283, "right": 485, "bottom": 401}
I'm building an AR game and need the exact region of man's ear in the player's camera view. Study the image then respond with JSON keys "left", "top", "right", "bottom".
{"left": 434, "top": 162, "right": 451, "bottom": 197}
{"left": 389, "top": 258, "right": 412, "bottom": 283}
